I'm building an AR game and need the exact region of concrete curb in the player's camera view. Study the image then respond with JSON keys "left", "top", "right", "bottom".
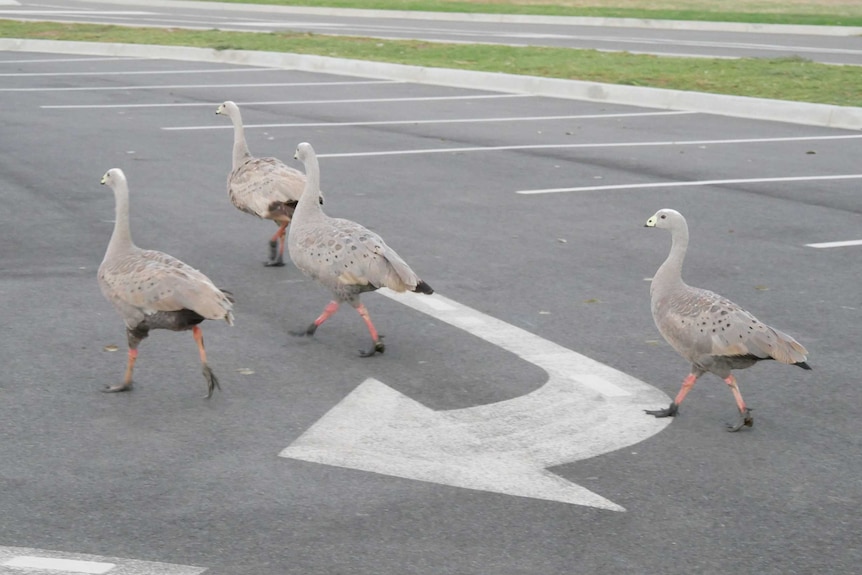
{"left": 69, "top": 0, "right": 862, "bottom": 37}
{"left": 3, "top": 38, "right": 861, "bottom": 130}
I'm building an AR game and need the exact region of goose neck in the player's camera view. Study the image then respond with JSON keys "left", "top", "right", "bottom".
{"left": 295, "top": 153, "right": 322, "bottom": 218}
{"left": 229, "top": 110, "right": 252, "bottom": 170}
{"left": 106, "top": 182, "right": 135, "bottom": 256}
{"left": 654, "top": 222, "right": 689, "bottom": 292}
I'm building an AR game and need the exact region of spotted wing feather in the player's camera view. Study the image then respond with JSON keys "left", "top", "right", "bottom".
{"left": 99, "top": 249, "right": 234, "bottom": 327}
{"left": 290, "top": 216, "right": 421, "bottom": 293}
{"left": 654, "top": 286, "right": 807, "bottom": 366}
{"left": 228, "top": 157, "right": 305, "bottom": 219}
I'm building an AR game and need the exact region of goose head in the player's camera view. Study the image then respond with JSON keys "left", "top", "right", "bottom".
{"left": 100, "top": 168, "right": 126, "bottom": 189}
{"left": 215, "top": 100, "right": 238, "bottom": 116}
{"left": 645, "top": 208, "right": 685, "bottom": 230}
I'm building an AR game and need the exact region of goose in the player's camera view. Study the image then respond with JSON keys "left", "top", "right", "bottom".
{"left": 644, "top": 208, "right": 810, "bottom": 431}
{"left": 98, "top": 168, "right": 234, "bottom": 397}
{"left": 215, "top": 100, "right": 322, "bottom": 267}
{"left": 288, "top": 142, "right": 433, "bottom": 357}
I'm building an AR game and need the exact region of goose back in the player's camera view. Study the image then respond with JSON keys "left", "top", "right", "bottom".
{"left": 228, "top": 157, "right": 305, "bottom": 220}
{"left": 99, "top": 249, "right": 234, "bottom": 329}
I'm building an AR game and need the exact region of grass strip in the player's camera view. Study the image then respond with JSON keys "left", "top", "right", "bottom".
{"left": 2, "top": 20, "right": 861, "bottom": 107}
{"left": 204, "top": 0, "right": 862, "bottom": 26}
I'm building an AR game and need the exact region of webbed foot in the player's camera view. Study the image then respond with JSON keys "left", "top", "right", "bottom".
{"left": 726, "top": 408, "right": 753, "bottom": 432}
{"left": 290, "top": 323, "right": 318, "bottom": 338}
{"left": 359, "top": 337, "right": 385, "bottom": 357}
{"left": 202, "top": 364, "right": 221, "bottom": 399}
{"left": 645, "top": 402, "right": 679, "bottom": 418}
{"left": 264, "top": 241, "right": 285, "bottom": 267}
{"left": 102, "top": 381, "right": 133, "bottom": 393}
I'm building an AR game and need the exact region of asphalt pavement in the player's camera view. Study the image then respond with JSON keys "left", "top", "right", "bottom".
{"left": 0, "top": 18, "right": 861, "bottom": 575}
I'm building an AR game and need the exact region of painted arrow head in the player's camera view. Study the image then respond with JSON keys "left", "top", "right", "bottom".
{"left": 281, "top": 290, "right": 672, "bottom": 511}
{"left": 281, "top": 376, "right": 669, "bottom": 512}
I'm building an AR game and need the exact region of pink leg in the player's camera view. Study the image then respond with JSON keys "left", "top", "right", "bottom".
{"left": 645, "top": 372, "right": 699, "bottom": 418}
{"left": 273, "top": 222, "right": 288, "bottom": 259}
{"left": 104, "top": 348, "right": 137, "bottom": 393}
{"left": 724, "top": 374, "right": 747, "bottom": 413}
{"left": 724, "top": 374, "right": 753, "bottom": 431}
{"left": 269, "top": 221, "right": 289, "bottom": 245}
{"left": 192, "top": 325, "right": 208, "bottom": 364}
{"left": 355, "top": 303, "right": 379, "bottom": 342}
{"left": 355, "top": 303, "right": 384, "bottom": 357}
{"left": 315, "top": 301, "right": 340, "bottom": 327}
{"left": 265, "top": 222, "right": 289, "bottom": 267}
{"left": 292, "top": 301, "right": 339, "bottom": 337}
{"left": 193, "top": 325, "right": 220, "bottom": 398}
{"left": 673, "top": 373, "right": 698, "bottom": 406}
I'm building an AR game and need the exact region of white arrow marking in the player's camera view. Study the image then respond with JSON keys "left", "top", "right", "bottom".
{"left": 4, "top": 556, "right": 114, "bottom": 574}
{"left": 806, "top": 239, "right": 862, "bottom": 248}
{"left": 0, "top": 545, "right": 205, "bottom": 574}
{"left": 281, "top": 291, "right": 672, "bottom": 511}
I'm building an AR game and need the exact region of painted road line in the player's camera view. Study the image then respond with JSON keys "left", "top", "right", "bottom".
{"left": 281, "top": 290, "right": 672, "bottom": 511}
{"left": 0, "top": 68, "right": 275, "bottom": 77}
{"left": 0, "top": 11, "right": 152, "bottom": 16}
{"left": 4, "top": 556, "right": 114, "bottom": 574}
{"left": 311, "top": 133, "right": 862, "bottom": 159}
{"left": 0, "top": 546, "right": 205, "bottom": 575}
{"left": 516, "top": 173, "right": 862, "bottom": 195}
{"left": 0, "top": 79, "right": 399, "bottom": 92}
{"left": 0, "top": 56, "right": 131, "bottom": 65}
{"left": 41, "top": 94, "right": 529, "bottom": 109}
{"left": 806, "top": 239, "right": 862, "bottom": 248}
{"left": 0, "top": 10, "right": 153, "bottom": 15}
{"left": 162, "top": 110, "right": 696, "bottom": 131}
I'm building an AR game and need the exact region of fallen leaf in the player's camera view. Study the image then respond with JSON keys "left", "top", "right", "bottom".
{"left": 103, "top": 344, "right": 118, "bottom": 352}
{"left": 236, "top": 368, "right": 255, "bottom": 375}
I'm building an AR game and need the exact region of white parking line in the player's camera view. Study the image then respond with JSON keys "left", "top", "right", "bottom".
{"left": 0, "top": 10, "right": 152, "bottom": 15}
{"left": 806, "top": 239, "right": 862, "bottom": 248}
{"left": 0, "top": 79, "right": 399, "bottom": 92}
{"left": 313, "top": 134, "right": 862, "bottom": 158}
{"left": 162, "top": 110, "right": 696, "bottom": 131}
{"left": 0, "top": 546, "right": 205, "bottom": 575}
{"left": 0, "top": 67, "right": 275, "bottom": 77}
{"left": 0, "top": 56, "right": 131, "bottom": 64}
{"left": 40, "top": 94, "right": 529, "bottom": 109}
{"left": 4, "top": 556, "right": 114, "bottom": 574}
{"left": 517, "top": 174, "right": 862, "bottom": 194}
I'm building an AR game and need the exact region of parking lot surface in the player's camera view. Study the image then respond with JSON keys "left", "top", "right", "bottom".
{"left": 1, "top": 50, "right": 860, "bottom": 574}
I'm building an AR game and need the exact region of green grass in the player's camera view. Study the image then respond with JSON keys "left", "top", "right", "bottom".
{"left": 204, "top": 0, "right": 862, "bottom": 26}
{"left": 2, "top": 20, "right": 861, "bottom": 107}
